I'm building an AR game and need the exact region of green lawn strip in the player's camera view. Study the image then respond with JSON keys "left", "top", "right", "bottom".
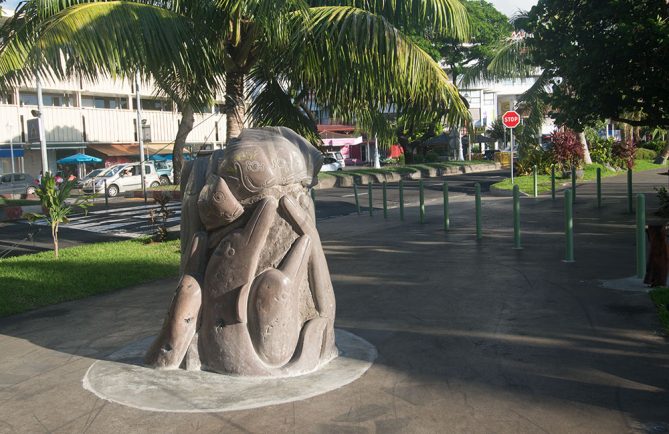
{"left": 649, "top": 287, "right": 669, "bottom": 335}
{"left": 0, "top": 239, "right": 180, "bottom": 317}
{"left": 492, "top": 161, "right": 665, "bottom": 194}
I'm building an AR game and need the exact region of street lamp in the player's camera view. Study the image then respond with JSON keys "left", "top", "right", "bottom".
{"left": 35, "top": 73, "right": 49, "bottom": 174}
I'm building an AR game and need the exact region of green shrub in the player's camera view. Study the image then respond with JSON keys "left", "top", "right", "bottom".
{"left": 425, "top": 150, "right": 439, "bottom": 163}
{"left": 589, "top": 137, "right": 615, "bottom": 166}
{"left": 397, "top": 154, "right": 406, "bottom": 165}
{"left": 640, "top": 139, "right": 665, "bottom": 154}
{"left": 635, "top": 148, "right": 657, "bottom": 160}
{"left": 517, "top": 142, "right": 552, "bottom": 175}
{"left": 413, "top": 154, "right": 425, "bottom": 163}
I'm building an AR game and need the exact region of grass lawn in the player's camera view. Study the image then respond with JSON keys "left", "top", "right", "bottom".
{"left": 0, "top": 239, "right": 180, "bottom": 317}
{"left": 649, "top": 287, "right": 669, "bottom": 335}
{"left": 492, "top": 161, "right": 666, "bottom": 194}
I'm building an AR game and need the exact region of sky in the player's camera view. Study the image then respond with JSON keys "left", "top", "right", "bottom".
{"left": 489, "top": 0, "right": 538, "bottom": 17}
{"left": 2, "top": 0, "right": 537, "bottom": 18}
{"left": 2, "top": 0, "right": 538, "bottom": 18}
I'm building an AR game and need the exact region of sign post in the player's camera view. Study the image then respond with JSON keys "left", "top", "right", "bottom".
{"left": 502, "top": 110, "right": 521, "bottom": 184}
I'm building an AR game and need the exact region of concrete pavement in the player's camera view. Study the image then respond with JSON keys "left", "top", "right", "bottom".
{"left": 0, "top": 168, "right": 668, "bottom": 433}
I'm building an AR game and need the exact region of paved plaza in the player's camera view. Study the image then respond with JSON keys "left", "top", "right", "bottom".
{"left": 1, "top": 169, "right": 668, "bottom": 433}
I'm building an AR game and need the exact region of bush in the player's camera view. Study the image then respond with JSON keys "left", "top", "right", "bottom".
{"left": 640, "top": 139, "right": 665, "bottom": 154}
{"left": 589, "top": 137, "right": 615, "bottom": 166}
{"left": 397, "top": 154, "right": 406, "bottom": 165}
{"left": 550, "top": 130, "right": 584, "bottom": 173}
{"left": 425, "top": 150, "right": 439, "bottom": 163}
{"left": 413, "top": 154, "right": 425, "bottom": 163}
{"left": 612, "top": 140, "right": 637, "bottom": 169}
{"left": 635, "top": 148, "right": 657, "bottom": 160}
{"left": 516, "top": 142, "right": 552, "bottom": 175}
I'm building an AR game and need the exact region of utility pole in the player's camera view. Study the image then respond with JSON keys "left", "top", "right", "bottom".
{"left": 36, "top": 72, "right": 48, "bottom": 174}
{"left": 135, "top": 71, "right": 147, "bottom": 203}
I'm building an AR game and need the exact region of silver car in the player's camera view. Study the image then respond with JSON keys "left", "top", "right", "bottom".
{"left": 0, "top": 173, "right": 37, "bottom": 195}
{"left": 83, "top": 162, "right": 161, "bottom": 197}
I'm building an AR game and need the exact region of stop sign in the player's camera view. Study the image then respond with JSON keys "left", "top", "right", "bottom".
{"left": 502, "top": 110, "right": 521, "bottom": 128}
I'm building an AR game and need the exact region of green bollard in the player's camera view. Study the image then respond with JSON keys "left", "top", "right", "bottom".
{"left": 533, "top": 165, "right": 538, "bottom": 198}
{"left": 368, "top": 182, "right": 373, "bottom": 217}
{"left": 564, "top": 189, "right": 574, "bottom": 262}
{"left": 443, "top": 181, "right": 449, "bottom": 231}
{"left": 596, "top": 167, "right": 602, "bottom": 209}
{"left": 513, "top": 184, "right": 521, "bottom": 249}
{"left": 551, "top": 165, "right": 556, "bottom": 201}
{"left": 353, "top": 182, "right": 361, "bottom": 215}
{"left": 475, "top": 182, "right": 482, "bottom": 240}
{"left": 419, "top": 180, "right": 425, "bottom": 224}
{"left": 636, "top": 194, "right": 646, "bottom": 279}
{"left": 627, "top": 169, "right": 633, "bottom": 214}
{"left": 571, "top": 166, "right": 576, "bottom": 203}
{"left": 382, "top": 182, "right": 388, "bottom": 219}
{"left": 399, "top": 180, "right": 404, "bottom": 221}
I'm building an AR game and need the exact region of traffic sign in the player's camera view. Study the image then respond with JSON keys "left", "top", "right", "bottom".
{"left": 502, "top": 111, "right": 521, "bottom": 129}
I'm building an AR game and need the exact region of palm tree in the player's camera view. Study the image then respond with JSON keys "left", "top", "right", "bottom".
{"left": 0, "top": 0, "right": 472, "bottom": 182}
{"left": 462, "top": 19, "right": 593, "bottom": 164}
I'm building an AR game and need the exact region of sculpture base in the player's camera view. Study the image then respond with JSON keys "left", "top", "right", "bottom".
{"left": 83, "top": 329, "right": 376, "bottom": 413}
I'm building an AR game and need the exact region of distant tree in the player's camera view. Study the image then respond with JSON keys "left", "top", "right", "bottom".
{"left": 526, "top": 0, "right": 669, "bottom": 159}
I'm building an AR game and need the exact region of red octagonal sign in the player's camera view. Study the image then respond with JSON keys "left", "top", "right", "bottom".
{"left": 502, "top": 110, "right": 521, "bottom": 129}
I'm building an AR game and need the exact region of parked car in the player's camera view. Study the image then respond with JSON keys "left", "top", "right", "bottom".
{"left": 82, "top": 162, "right": 161, "bottom": 197}
{"left": 76, "top": 168, "right": 105, "bottom": 189}
{"left": 154, "top": 160, "right": 174, "bottom": 185}
{"left": 320, "top": 156, "right": 343, "bottom": 172}
{"left": 324, "top": 151, "right": 345, "bottom": 168}
{"left": 0, "top": 173, "right": 37, "bottom": 195}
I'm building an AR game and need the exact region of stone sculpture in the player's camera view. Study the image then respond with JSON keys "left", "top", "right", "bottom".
{"left": 144, "top": 127, "right": 338, "bottom": 376}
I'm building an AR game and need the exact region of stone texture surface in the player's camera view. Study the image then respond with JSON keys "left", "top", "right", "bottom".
{"left": 145, "top": 127, "right": 338, "bottom": 376}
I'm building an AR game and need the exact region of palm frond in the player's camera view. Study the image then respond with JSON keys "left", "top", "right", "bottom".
{"left": 487, "top": 36, "right": 535, "bottom": 78}
{"left": 306, "top": 0, "right": 470, "bottom": 40}
{"left": 282, "top": 6, "right": 470, "bottom": 126}
{"left": 517, "top": 70, "right": 550, "bottom": 136}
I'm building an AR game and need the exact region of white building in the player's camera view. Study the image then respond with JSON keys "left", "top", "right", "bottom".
{"left": 459, "top": 76, "right": 555, "bottom": 136}
{"left": 1, "top": 7, "right": 226, "bottom": 177}
{"left": 0, "top": 76, "right": 226, "bottom": 176}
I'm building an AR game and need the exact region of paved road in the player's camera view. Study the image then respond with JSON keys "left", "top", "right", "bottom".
{"left": 1, "top": 169, "right": 509, "bottom": 256}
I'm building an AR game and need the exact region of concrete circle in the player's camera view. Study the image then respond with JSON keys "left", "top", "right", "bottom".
{"left": 83, "top": 329, "right": 376, "bottom": 413}
{"left": 600, "top": 276, "right": 650, "bottom": 292}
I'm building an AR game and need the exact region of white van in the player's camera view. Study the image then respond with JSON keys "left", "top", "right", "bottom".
{"left": 83, "top": 162, "right": 161, "bottom": 197}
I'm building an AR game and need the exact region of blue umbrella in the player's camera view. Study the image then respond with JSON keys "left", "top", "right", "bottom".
{"left": 57, "top": 153, "right": 103, "bottom": 164}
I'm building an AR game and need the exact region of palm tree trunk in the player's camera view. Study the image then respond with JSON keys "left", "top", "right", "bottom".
{"left": 225, "top": 71, "right": 245, "bottom": 141}
{"left": 52, "top": 223, "right": 59, "bottom": 259}
{"left": 173, "top": 103, "right": 195, "bottom": 186}
{"left": 577, "top": 131, "right": 592, "bottom": 165}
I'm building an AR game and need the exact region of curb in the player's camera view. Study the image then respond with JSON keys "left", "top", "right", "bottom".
{"left": 318, "top": 162, "right": 500, "bottom": 189}
{"left": 0, "top": 204, "right": 43, "bottom": 221}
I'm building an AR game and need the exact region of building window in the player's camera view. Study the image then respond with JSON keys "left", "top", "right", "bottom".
{"left": 140, "top": 98, "right": 173, "bottom": 112}
{"left": 0, "top": 93, "right": 15, "bottom": 105}
{"left": 81, "top": 96, "right": 128, "bottom": 109}
{"left": 43, "top": 92, "right": 76, "bottom": 107}
{"left": 19, "top": 92, "right": 38, "bottom": 106}
{"left": 483, "top": 92, "right": 494, "bottom": 106}
{"left": 214, "top": 103, "right": 225, "bottom": 114}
